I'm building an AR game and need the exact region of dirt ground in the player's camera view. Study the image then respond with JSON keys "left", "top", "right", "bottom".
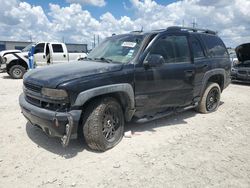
{"left": 0, "top": 72, "right": 249, "bottom": 188}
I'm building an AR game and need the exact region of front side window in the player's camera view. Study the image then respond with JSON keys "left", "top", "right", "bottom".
{"left": 88, "top": 35, "right": 144, "bottom": 64}
{"left": 149, "top": 35, "right": 191, "bottom": 63}
{"left": 34, "top": 43, "right": 45, "bottom": 53}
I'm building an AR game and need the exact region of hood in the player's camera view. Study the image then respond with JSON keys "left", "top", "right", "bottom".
{"left": 0, "top": 50, "right": 21, "bottom": 56}
{"left": 235, "top": 43, "right": 250, "bottom": 62}
{"left": 24, "top": 61, "right": 123, "bottom": 88}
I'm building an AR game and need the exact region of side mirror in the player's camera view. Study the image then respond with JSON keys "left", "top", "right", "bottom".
{"left": 144, "top": 54, "right": 165, "bottom": 67}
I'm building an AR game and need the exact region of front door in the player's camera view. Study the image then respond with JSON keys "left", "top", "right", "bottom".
{"left": 134, "top": 34, "right": 195, "bottom": 111}
{"left": 34, "top": 43, "right": 46, "bottom": 67}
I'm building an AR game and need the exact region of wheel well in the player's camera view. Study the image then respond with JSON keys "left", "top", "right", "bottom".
{"left": 79, "top": 92, "right": 133, "bottom": 122}
{"left": 82, "top": 92, "right": 132, "bottom": 112}
{"left": 6, "top": 60, "right": 28, "bottom": 72}
{"left": 207, "top": 74, "right": 224, "bottom": 91}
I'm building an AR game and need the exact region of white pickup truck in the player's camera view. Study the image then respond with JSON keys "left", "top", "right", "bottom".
{"left": 0, "top": 42, "right": 87, "bottom": 79}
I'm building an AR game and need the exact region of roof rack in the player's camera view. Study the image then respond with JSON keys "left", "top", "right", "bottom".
{"left": 166, "top": 26, "right": 217, "bottom": 35}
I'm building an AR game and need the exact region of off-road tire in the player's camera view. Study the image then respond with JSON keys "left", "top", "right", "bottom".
{"left": 81, "top": 97, "right": 124, "bottom": 151}
{"left": 196, "top": 82, "right": 221, "bottom": 114}
{"left": 9, "top": 65, "right": 26, "bottom": 79}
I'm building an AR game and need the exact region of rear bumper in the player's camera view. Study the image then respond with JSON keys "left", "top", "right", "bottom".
{"left": 19, "top": 93, "right": 82, "bottom": 140}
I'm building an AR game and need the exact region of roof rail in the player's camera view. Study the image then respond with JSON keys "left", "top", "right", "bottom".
{"left": 167, "top": 26, "right": 217, "bottom": 35}
{"left": 130, "top": 30, "right": 143, "bottom": 34}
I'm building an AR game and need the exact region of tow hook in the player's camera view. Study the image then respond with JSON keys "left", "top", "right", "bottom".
{"left": 61, "top": 114, "right": 74, "bottom": 147}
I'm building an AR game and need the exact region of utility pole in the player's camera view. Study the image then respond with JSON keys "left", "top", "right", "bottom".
{"left": 97, "top": 35, "right": 100, "bottom": 45}
{"left": 192, "top": 18, "right": 197, "bottom": 28}
{"left": 93, "top": 35, "right": 96, "bottom": 48}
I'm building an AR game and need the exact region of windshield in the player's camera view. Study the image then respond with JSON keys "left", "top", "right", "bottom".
{"left": 87, "top": 34, "right": 144, "bottom": 64}
{"left": 22, "top": 43, "right": 35, "bottom": 52}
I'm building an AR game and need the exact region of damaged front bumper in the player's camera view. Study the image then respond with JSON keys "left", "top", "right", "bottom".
{"left": 0, "top": 63, "right": 6, "bottom": 72}
{"left": 19, "top": 93, "right": 82, "bottom": 147}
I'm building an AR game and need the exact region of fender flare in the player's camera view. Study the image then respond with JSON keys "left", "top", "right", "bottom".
{"left": 6, "top": 53, "right": 28, "bottom": 71}
{"left": 200, "top": 68, "right": 226, "bottom": 95}
{"left": 73, "top": 83, "right": 135, "bottom": 121}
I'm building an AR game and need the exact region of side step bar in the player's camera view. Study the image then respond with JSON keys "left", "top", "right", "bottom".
{"left": 134, "top": 102, "right": 198, "bottom": 123}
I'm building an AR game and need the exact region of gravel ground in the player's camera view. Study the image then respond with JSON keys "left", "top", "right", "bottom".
{"left": 0, "top": 72, "right": 249, "bottom": 188}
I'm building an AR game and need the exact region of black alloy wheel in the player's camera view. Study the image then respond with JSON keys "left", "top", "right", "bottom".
{"left": 206, "top": 87, "right": 220, "bottom": 111}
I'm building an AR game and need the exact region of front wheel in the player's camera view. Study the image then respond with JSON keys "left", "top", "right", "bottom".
{"left": 81, "top": 97, "right": 124, "bottom": 151}
{"left": 196, "top": 82, "right": 221, "bottom": 114}
{"left": 9, "top": 65, "right": 26, "bottom": 79}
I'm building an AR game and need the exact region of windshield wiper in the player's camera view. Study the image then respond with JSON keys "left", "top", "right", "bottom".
{"left": 94, "top": 57, "right": 113, "bottom": 63}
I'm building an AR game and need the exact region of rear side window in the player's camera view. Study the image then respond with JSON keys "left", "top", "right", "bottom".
{"left": 149, "top": 35, "right": 191, "bottom": 63}
{"left": 202, "top": 35, "right": 228, "bottom": 57}
{"left": 52, "top": 44, "right": 63, "bottom": 53}
{"left": 191, "top": 37, "right": 205, "bottom": 58}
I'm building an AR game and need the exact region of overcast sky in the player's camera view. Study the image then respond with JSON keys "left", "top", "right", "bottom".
{"left": 0, "top": 0, "right": 249, "bottom": 48}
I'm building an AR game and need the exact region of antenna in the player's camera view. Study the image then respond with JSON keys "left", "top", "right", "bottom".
{"left": 140, "top": 26, "right": 143, "bottom": 32}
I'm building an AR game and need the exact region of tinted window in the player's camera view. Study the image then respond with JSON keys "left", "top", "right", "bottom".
{"left": 52, "top": 44, "right": 63, "bottom": 53}
{"left": 0, "top": 44, "right": 5, "bottom": 51}
{"left": 149, "top": 35, "right": 191, "bottom": 63}
{"left": 66, "top": 44, "right": 87, "bottom": 53}
{"left": 15, "top": 46, "right": 26, "bottom": 50}
{"left": 191, "top": 37, "right": 205, "bottom": 58}
{"left": 202, "top": 35, "right": 228, "bottom": 57}
{"left": 34, "top": 43, "right": 45, "bottom": 53}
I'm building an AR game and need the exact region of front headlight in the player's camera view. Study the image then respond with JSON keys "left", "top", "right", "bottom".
{"left": 3, "top": 57, "right": 7, "bottom": 63}
{"left": 41, "top": 88, "right": 68, "bottom": 100}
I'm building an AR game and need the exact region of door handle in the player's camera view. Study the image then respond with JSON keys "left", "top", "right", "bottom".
{"left": 63, "top": 54, "right": 66, "bottom": 58}
{"left": 184, "top": 70, "right": 195, "bottom": 77}
{"left": 197, "top": 64, "right": 208, "bottom": 69}
{"left": 43, "top": 55, "right": 45, "bottom": 59}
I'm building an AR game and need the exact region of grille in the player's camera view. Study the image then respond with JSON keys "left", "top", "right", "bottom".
{"left": 26, "top": 95, "right": 41, "bottom": 106}
{"left": 24, "top": 82, "right": 42, "bottom": 93}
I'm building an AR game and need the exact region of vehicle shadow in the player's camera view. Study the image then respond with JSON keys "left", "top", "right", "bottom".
{"left": 25, "top": 107, "right": 211, "bottom": 157}
{"left": 231, "top": 81, "right": 250, "bottom": 86}
{"left": 125, "top": 109, "right": 197, "bottom": 133}
{"left": 25, "top": 122, "right": 85, "bottom": 159}
{"left": 2, "top": 75, "right": 13, "bottom": 79}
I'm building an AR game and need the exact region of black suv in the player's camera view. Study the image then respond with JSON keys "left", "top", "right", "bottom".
{"left": 19, "top": 26, "right": 231, "bottom": 151}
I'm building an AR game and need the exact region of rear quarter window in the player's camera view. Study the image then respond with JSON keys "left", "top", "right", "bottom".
{"left": 202, "top": 35, "right": 228, "bottom": 58}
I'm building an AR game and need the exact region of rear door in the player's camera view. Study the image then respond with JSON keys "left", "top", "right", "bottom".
{"left": 190, "top": 35, "right": 209, "bottom": 97}
{"left": 134, "top": 33, "right": 196, "bottom": 110}
{"left": 49, "top": 43, "right": 68, "bottom": 64}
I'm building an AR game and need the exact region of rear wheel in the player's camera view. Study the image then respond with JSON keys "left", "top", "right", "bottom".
{"left": 81, "top": 97, "right": 124, "bottom": 151}
{"left": 9, "top": 65, "right": 26, "bottom": 79}
{"left": 196, "top": 82, "right": 221, "bottom": 113}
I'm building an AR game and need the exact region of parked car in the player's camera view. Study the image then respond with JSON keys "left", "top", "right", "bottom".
{"left": 0, "top": 49, "right": 22, "bottom": 72}
{"left": 19, "top": 26, "right": 231, "bottom": 151}
{"left": 0, "top": 42, "right": 87, "bottom": 79}
{"left": 231, "top": 43, "right": 250, "bottom": 83}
